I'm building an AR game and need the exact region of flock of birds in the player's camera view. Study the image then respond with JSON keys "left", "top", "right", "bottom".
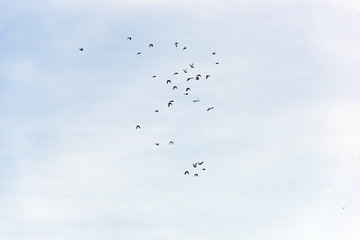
{"left": 80, "top": 37, "right": 219, "bottom": 177}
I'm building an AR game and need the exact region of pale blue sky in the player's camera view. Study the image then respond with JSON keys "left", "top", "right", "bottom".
{"left": 0, "top": 0, "right": 360, "bottom": 239}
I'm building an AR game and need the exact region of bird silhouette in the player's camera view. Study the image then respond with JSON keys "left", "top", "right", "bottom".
{"left": 192, "top": 100, "right": 199, "bottom": 102}
{"left": 168, "top": 102, "right": 173, "bottom": 107}
{"left": 127, "top": 37, "right": 132, "bottom": 40}
{"left": 187, "top": 77, "right": 193, "bottom": 81}
{"left": 79, "top": 48, "right": 84, "bottom": 51}
{"left": 190, "top": 63, "right": 194, "bottom": 68}
{"left": 155, "top": 143, "right": 160, "bottom": 146}
{"left": 173, "top": 86, "right": 178, "bottom": 90}
{"left": 198, "top": 161, "right": 204, "bottom": 165}
{"left": 175, "top": 42, "right": 179, "bottom": 47}
{"left": 212, "top": 52, "right": 216, "bottom": 55}
{"left": 169, "top": 141, "right": 174, "bottom": 145}
{"left": 206, "top": 75, "right": 210, "bottom": 79}
{"left": 183, "top": 69, "right": 188, "bottom": 73}
{"left": 154, "top": 109, "right": 159, "bottom": 112}
{"left": 183, "top": 46, "right": 187, "bottom": 50}
{"left": 136, "top": 125, "right": 141, "bottom": 129}
{"left": 186, "top": 87, "right": 191, "bottom": 92}
{"left": 149, "top": 44, "right": 153, "bottom": 47}
{"left": 169, "top": 100, "right": 174, "bottom": 103}
{"left": 196, "top": 74, "right": 201, "bottom": 78}
{"left": 152, "top": 75, "right": 156, "bottom": 78}
{"left": 184, "top": 171, "right": 189, "bottom": 175}
{"left": 215, "top": 62, "right": 219, "bottom": 64}
{"left": 184, "top": 93, "right": 189, "bottom": 95}
{"left": 166, "top": 80, "right": 171, "bottom": 84}
{"left": 137, "top": 52, "right": 141, "bottom": 55}
{"left": 193, "top": 163, "right": 197, "bottom": 168}
{"left": 207, "top": 107, "right": 214, "bottom": 111}
{"left": 194, "top": 174, "right": 198, "bottom": 177}
{"left": 173, "top": 72, "right": 178, "bottom": 75}
{"left": 202, "top": 168, "right": 206, "bottom": 171}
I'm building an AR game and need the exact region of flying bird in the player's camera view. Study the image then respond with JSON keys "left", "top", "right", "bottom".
{"left": 192, "top": 100, "right": 199, "bottom": 102}
{"left": 168, "top": 102, "right": 173, "bottom": 107}
{"left": 184, "top": 93, "right": 189, "bottom": 95}
{"left": 173, "top": 72, "right": 178, "bottom": 75}
{"left": 169, "top": 100, "right": 174, "bottom": 103}
{"left": 79, "top": 48, "right": 84, "bottom": 51}
{"left": 206, "top": 75, "right": 210, "bottom": 79}
{"left": 194, "top": 174, "right": 198, "bottom": 177}
{"left": 202, "top": 168, "right": 206, "bottom": 171}
{"left": 149, "top": 43, "right": 153, "bottom": 47}
{"left": 198, "top": 161, "right": 204, "bottom": 165}
{"left": 196, "top": 74, "right": 201, "bottom": 78}
{"left": 186, "top": 87, "right": 191, "bottom": 92}
{"left": 212, "top": 52, "right": 216, "bottom": 55}
{"left": 127, "top": 37, "right": 132, "bottom": 40}
{"left": 184, "top": 171, "right": 189, "bottom": 175}
{"left": 183, "top": 69, "right": 188, "bottom": 73}
{"left": 215, "top": 62, "right": 219, "bottom": 64}
{"left": 152, "top": 75, "right": 156, "bottom": 78}
{"left": 169, "top": 141, "right": 174, "bottom": 145}
{"left": 175, "top": 42, "right": 179, "bottom": 47}
{"left": 193, "top": 163, "right": 197, "bottom": 168}
{"left": 187, "top": 77, "right": 193, "bottom": 81}
{"left": 155, "top": 143, "right": 160, "bottom": 146}
{"left": 154, "top": 109, "right": 159, "bottom": 112}
{"left": 173, "top": 86, "right": 178, "bottom": 90}
{"left": 137, "top": 52, "right": 141, "bottom": 55}
{"left": 207, "top": 107, "right": 214, "bottom": 111}
{"left": 183, "top": 46, "right": 187, "bottom": 50}
{"left": 190, "top": 63, "right": 194, "bottom": 68}
{"left": 166, "top": 80, "right": 171, "bottom": 84}
{"left": 136, "top": 125, "right": 141, "bottom": 129}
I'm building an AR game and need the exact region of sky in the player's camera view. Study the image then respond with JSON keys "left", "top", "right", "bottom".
{"left": 0, "top": 0, "right": 360, "bottom": 239}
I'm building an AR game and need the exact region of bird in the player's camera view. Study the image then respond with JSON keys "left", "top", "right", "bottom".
{"left": 207, "top": 107, "right": 214, "bottom": 111}
{"left": 215, "top": 62, "right": 219, "bottom": 64}
{"left": 196, "top": 74, "right": 201, "bottom": 78}
{"left": 154, "top": 109, "right": 159, "bottom": 112}
{"left": 206, "top": 75, "right": 210, "bottom": 79}
{"left": 173, "top": 72, "right": 178, "bottom": 75}
{"left": 194, "top": 174, "right": 198, "bottom": 177}
{"left": 137, "top": 52, "right": 141, "bottom": 55}
{"left": 169, "top": 141, "right": 174, "bottom": 145}
{"left": 183, "top": 46, "right": 187, "bottom": 50}
{"left": 183, "top": 69, "right": 188, "bottom": 73}
{"left": 166, "top": 80, "right": 171, "bottom": 84}
{"left": 149, "top": 43, "right": 153, "bottom": 47}
{"left": 190, "top": 63, "right": 194, "bottom": 68}
{"left": 155, "top": 143, "right": 160, "bottom": 146}
{"left": 152, "top": 75, "right": 156, "bottom": 78}
{"left": 184, "top": 93, "right": 189, "bottom": 95}
{"left": 202, "top": 168, "right": 206, "bottom": 171}
{"left": 173, "top": 86, "right": 178, "bottom": 90}
{"left": 127, "top": 37, "right": 132, "bottom": 40}
{"left": 169, "top": 100, "right": 174, "bottom": 103}
{"left": 175, "top": 42, "right": 179, "bottom": 47}
{"left": 168, "top": 102, "right": 173, "bottom": 107}
{"left": 198, "top": 161, "right": 204, "bottom": 165}
{"left": 79, "top": 48, "right": 84, "bottom": 51}
{"left": 187, "top": 77, "right": 193, "bottom": 81}
{"left": 193, "top": 163, "right": 197, "bottom": 168}
{"left": 212, "top": 52, "right": 216, "bottom": 55}
{"left": 186, "top": 87, "right": 191, "bottom": 92}
{"left": 136, "top": 125, "right": 141, "bottom": 129}
{"left": 192, "top": 100, "right": 199, "bottom": 102}
{"left": 184, "top": 171, "right": 189, "bottom": 175}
